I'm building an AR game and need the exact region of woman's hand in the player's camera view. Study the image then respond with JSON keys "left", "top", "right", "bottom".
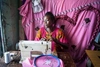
{"left": 51, "top": 37, "right": 61, "bottom": 44}
{"left": 40, "top": 37, "right": 46, "bottom": 41}
{"left": 51, "top": 37, "right": 68, "bottom": 49}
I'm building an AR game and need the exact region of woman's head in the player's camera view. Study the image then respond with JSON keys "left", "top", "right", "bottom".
{"left": 43, "top": 12, "right": 55, "bottom": 28}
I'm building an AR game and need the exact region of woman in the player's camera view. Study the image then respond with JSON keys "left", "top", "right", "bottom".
{"left": 34, "top": 12, "right": 68, "bottom": 55}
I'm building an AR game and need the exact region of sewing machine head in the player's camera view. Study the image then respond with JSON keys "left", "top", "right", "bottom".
{"left": 19, "top": 40, "right": 52, "bottom": 62}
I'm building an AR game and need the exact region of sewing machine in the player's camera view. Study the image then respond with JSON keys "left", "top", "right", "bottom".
{"left": 19, "top": 40, "right": 52, "bottom": 62}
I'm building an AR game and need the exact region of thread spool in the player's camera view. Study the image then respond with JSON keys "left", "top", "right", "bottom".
{"left": 4, "top": 52, "right": 11, "bottom": 64}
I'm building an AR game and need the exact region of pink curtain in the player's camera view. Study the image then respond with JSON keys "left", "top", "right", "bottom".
{"left": 19, "top": 0, "right": 100, "bottom": 67}
{"left": 19, "top": 0, "right": 35, "bottom": 40}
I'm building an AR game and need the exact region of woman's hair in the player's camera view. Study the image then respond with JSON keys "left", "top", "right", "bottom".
{"left": 45, "top": 12, "right": 55, "bottom": 22}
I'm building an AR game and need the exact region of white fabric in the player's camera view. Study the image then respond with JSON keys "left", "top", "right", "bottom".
{"left": 32, "top": 0, "right": 43, "bottom": 13}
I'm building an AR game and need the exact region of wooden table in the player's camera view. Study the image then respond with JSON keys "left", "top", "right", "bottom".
{"left": 0, "top": 58, "right": 22, "bottom": 67}
{"left": 0, "top": 51, "right": 22, "bottom": 67}
{"left": 57, "top": 52, "right": 76, "bottom": 67}
{"left": 85, "top": 50, "right": 100, "bottom": 67}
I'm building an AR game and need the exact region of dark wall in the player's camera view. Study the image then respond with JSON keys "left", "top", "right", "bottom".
{"left": 1, "top": 0, "right": 19, "bottom": 51}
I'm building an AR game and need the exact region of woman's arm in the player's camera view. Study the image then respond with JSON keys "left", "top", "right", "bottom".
{"left": 52, "top": 37, "right": 68, "bottom": 49}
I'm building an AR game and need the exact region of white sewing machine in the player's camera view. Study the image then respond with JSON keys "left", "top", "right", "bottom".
{"left": 19, "top": 40, "right": 52, "bottom": 62}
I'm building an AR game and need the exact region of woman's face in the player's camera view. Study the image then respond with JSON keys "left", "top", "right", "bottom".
{"left": 44, "top": 16, "right": 53, "bottom": 28}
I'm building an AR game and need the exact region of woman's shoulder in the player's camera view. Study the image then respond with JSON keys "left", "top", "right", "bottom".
{"left": 55, "top": 27, "right": 63, "bottom": 32}
{"left": 39, "top": 27, "right": 45, "bottom": 30}
{"left": 55, "top": 27, "right": 62, "bottom": 30}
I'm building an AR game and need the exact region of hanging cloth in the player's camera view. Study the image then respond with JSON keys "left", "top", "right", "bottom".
{"left": 32, "top": 0, "right": 43, "bottom": 13}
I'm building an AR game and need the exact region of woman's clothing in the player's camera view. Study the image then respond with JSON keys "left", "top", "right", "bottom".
{"left": 34, "top": 27, "right": 68, "bottom": 55}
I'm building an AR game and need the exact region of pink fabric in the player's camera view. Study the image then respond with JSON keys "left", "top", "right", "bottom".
{"left": 22, "top": 58, "right": 34, "bottom": 67}
{"left": 19, "top": 0, "right": 100, "bottom": 67}
{"left": 19, "top": 0, "right": 35, "bottom": 40}
{"left": 22, "top": 57, "right": 64, "bottom": 67}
